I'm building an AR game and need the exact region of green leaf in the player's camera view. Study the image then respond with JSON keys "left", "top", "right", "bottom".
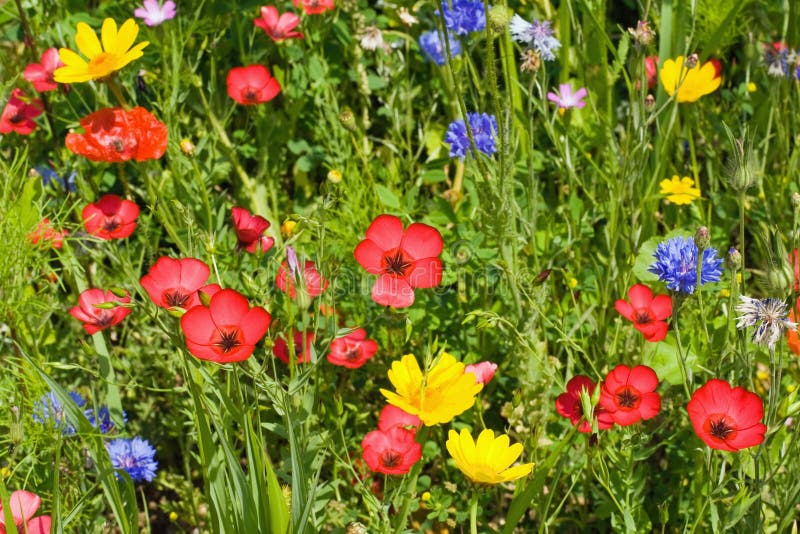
{"left": 642, "top": 333, "right": 698, "bottom": 386}
{"left": 375, "top": 184, "right": 400, "bottom": 209}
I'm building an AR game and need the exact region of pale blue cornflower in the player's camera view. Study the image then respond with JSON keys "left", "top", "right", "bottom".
{"left": 509, "top": 14, "right": 561, "bottom": 61}
{"left": 735, "top": 296, "right": 798, "bottom": 350}
{"left": 106, "top": 437, "right": 158, "bottom": 482}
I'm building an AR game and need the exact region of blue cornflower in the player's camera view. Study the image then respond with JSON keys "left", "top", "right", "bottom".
{"left": 106, "top": 437, "right": 158, "bottom": 482}
{"left": 35, "top": 165, "right": 77, "bottom": 192}
{"left": 439, "top": 0, "right": 486, "bottom": 36}
{"left": 648, "top": 236, "right": 723, "bottom": 294}
{"left": 509, "top": 14, "right": 561, "bottom": 61}
{"left": 419, "top": 30, "right": 462, "bottom": 66}
{"left": 85, "top": 406, "right": 127, "bottom": 434}
{"left": 445, "top": 112, "right": 498, "bottom": 158}
{"left": 33, "top": 391, "right": 86, "bottom": 435}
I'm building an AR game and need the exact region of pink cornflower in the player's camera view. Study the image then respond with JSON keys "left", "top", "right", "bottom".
{"left": 134, "top": 0, "right": 176, "bottom": 27}
{"left": 254, "top": 6, "right": 304, "bottom": 42}
{"left": 547, "top": 83, "right": 588, "bottom": 110}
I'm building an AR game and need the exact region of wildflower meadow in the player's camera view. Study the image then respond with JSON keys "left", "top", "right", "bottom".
{"left": 3, "top": 0, "right": 800, "bottom": 532}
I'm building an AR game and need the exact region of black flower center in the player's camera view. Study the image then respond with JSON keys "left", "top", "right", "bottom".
{"left": 709, "top": 417, "right": 734, "bottom": 440}
{"left": 383, "top": 250, "right": 412, "bottom": 276}
{"left": 616, "top": 388, "right": 639, "bottom": 408}
{"left": 214, "top": 328, "right": 242, "bottom": 353}
{"left": 102, "top": 218, "right": 121, "bottom": 233}
{"left": 634, "top": 310, "right": 653, "bottom": 324}
{"left": 380, "top": 451, "right": 401, "bottom": 468}
{"left": 9, "top": 112, "right": 24, "bottom": 124}
{"left": 94, "top": 312, "right": 113, "bottom": 327}
{"left": 344, "top": 348, "right": 361, "bottom": 361}
{"left": 244, "top": 89, "right": 259, "bottom": 102}
{"left": 165, "top": 290, "right": 190, "bottom": 308}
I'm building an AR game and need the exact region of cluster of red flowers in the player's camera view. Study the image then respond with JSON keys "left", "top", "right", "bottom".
{"left": 0, "top": 48, "right": 62, "bottom": 136}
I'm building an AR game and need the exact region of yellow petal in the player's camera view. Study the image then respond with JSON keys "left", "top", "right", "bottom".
{"left": 57, "top": 48, "right": 88, "bottom": 68}
{"left": 659, "top": 57, "right": 681, "bottom": 96}
{"left": 101, "top": 18, "right": 119, "bottom": 54}
{"left": 114, "top": 19, "right": 140, "bottom": 56}
{"left": 114, "top": 41, "right": 149, "bottom": 71}
{"left": 53, "top": 68, "right": 94, "bottom": 83}
{"left": 75, "top": 22, "right": 102, "bottom": 58}
{"left": 499, "top": 462, "right": 534, "bottom": 482}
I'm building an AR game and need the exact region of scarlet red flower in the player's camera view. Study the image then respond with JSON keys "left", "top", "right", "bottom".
{"left": 82, "top": 194, "right": 140, "bottom": 240}
{"left": 254, "top": 6, "right": 304, "bottom": 41}
{"left": 140, "top": 257, "right": 218, "bottom": 310}
{"left": 687, "top": 379, "right": 766, "bottom": 452}
{"left": 327, "top": 328, "right": 378, "bottom": 369}
{"left": 23, "top": 48, "right": 64, "bottom": 92}
{"left": 645, "top": 55, "right": 658, "bottom": 89}
{"left": 226, "top": 65, "right": 280, "bottom": 105}
{"left": 276, "top": 260, "right": 328, "bottom": 299}
{"left": 180, "top": 289, "right": 271, "bottom": 363}
{"left": 599, "top": 365, "right": 661, "bottom": 426}
{"left": 464, "top": 361, "right": 497, "bottom": 385}
{"left": 614, "top": 283, "right": 672, "bottom": 342}
{"left": 293, "top": 0, "right": 334, "bottom": 15}
{"left": 787, "top": 297, "right": 800, "bottom": 355}
{"left": 231, "top": 207, "right": 275, "bottom": 253}
{"left": 0, "top": 490, "right": 51, "bottom": 534}
{"left": 555, "top": 375, "right": 613, "bottom": 433}
{"left": 361, "top": 427, "right": 421, "bottom": 475}
{"left": 69, "top": 288, "right": 132, "bottom": 335}
{"left": 28, "top": 218, "right": 67, "bottom": 249}
{"left": 377, "top": 404, "right": 420, "bottom": 433}
{"left": 65, "top": 107, "right": 168, "bottom": 162}
{"left": 354, "top": 214, "right": 443, "bottom": 308}
{"left": 273, "top": 330, "right": 315, "bottom": 364}
{"left": 0, "top": 89, "right": 43, "bottom": 135}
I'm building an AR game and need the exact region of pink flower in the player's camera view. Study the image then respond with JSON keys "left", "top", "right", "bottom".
{"left": 464, "top": 361, "right": 497, "bottom": 384}
{"left": 377, "top": 405, "right": 420, "bottom": 433}
{"left": 0, "top": 89, "right": 43, "bottom": 135}
{"left": 254, "top": 6, "right": 304, "bottom": 42}
{"left": 546, "top": 83, "right": 588, "bottom": 110}
{"left": 134, "top": 0, "right": 176, "bottom": 27}
{"left": 0, "top": 490, "right": 51, "bottom": 534}
{"left": 327, "top": 328, "right": 378, "bottom": 369}
{"left": 23, "top": 48, "right": 63, "bottom": 92}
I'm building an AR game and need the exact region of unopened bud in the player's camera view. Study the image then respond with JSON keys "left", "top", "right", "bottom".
{"left": 694, "top": 226, "right": 710, "bottom": 251}
{"left": 346, "top": 523, "right": 368, "bottom": 534}
{"left": 281, "top": 219, "right": 297, "bottom": 237}
{"left": 338, "top": 108, "right": 357, "bottom": 132}
{"left": 327, "top": 169, "right": 342, "bottom": 183}
{"left": 520, "top": 49, "right": 541, "bottom": 73}
{"left": 792, "top": 192, "right": 800, "bottom": 208}
{"left": 685, "top": 53, "right": 699, "bottom": 69}
{"left": 628, "top": 20, "right": 655, "bottom": 46}
{"left": 727, "top": 248, "right": 742, "bottom": 271}
{"left": 180, "top": 139, "right": 196, "bottom": 157}
{"left": 488, "top": 5, "right": 513, "bottom": 33}
{"left": 645, "top": 94, "right": 655, "bottom": 110}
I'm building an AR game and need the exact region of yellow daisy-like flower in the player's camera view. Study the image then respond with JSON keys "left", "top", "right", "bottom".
{"left": 380, "top": 353, "right": 482, "bottom": 426}
{"left": 446, "top": 429, "right": 534, "bottom": 485}
{"left": 54, "top": 18, "right": 149, "bottom": 83}
{"left": 659, "top": 175, "right": 701, "bottom": 205}
{"left": 659, "top": 56, "right": 721, "bottom": 103}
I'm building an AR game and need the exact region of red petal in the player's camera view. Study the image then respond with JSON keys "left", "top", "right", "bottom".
{"left": 628, "top": 365, "right": 658, "bottom": 392}
{"left": 7, "top": 490, "right": 40, "bottom": 525}
{"left": 627, "top": 284, "right": 653, "bottom": 309}
{"left": 354, "top": 239, "right": 385, "bottom": 273}
{"left": 638, "top": 392, "right": 662, "bottom": 419}
{"left": 371, "top": 274, "right": 414, "bottom": 308}
{"left": 406, "top": 257, "right": 442, "bottom": 288}
{"left": 208, "top": 289, "right": 250, "bottom": 326}
{"left": 614, "top": 299, "right": 635, "bottom": 321}
{"left": 240, "top": 306, "right": 271, "bottom": 345}
{"left": 179, "top": 258, "right": 211, "bottom": 288}
{"left": 565, "top": 375, "right": 596, "bottom": 397}
{"left": 400, "top": 223, "right": 443, "bottom": 260}
{"left": 180, "top": 306, "right": 216, "bottom": 344}
{"left": 25, "top": 515, "right": 52, "bottom": 534}
{"left": 650, "top": 294, "right": 672, "bottom": 320}
{"left": 365, "top": 215, "right": 403, "bottom": 250}
{"left": 636, "top": 321, "right": 668, "bottom": 342}
{"left": 726, "top": 423, "right": 766, "bottom": 450}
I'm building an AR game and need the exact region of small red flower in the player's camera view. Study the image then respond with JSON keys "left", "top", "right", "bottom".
{"left": 28, "top": 218, "right": 67, "bottom": 249}
{"left": 180, "top": 289, "right": 271, "bottom": 363}
{"left": 464, "top": 361, "right": 497, "bottom": 385}
{"left": 65, "top": 107, "right": 168, "bottom": 162}
{"left": 377, "top": 404, "right": 420, "bottom": 434}
{"left": 273, "top": 330, "right": 315, "bottom": 364}
{"left": 140, "top": 257, "right": 216, "bottom": 310}
{"left": 226, "top": 65, "right": 281, "bottom": 105}
{"left": 555, "top": 375, "right": 613, "bottom": 433}
{"left": 645, "top": 55, "right": 658, "bottom": 89}
{"left": 614, "top": 283, "right": 672, "bottom": 342}
{"left": 687, "top": 379, "right": 766, "bottom": 452}
{"left": 787, "top": 297, "right": 800, "bottom": 355}
{"left": 0, "top": 89, "right": 43, "bottom": 135}
{"left": 276, "top": 260, "right": 328, "bottom": 299}
{"left": 354, "top": 214, "right": 443, "bottom": 308}
{"left": 82, "top": 194, "right": 140, "bottom": 240}
{"left": 361, "top": 427, "right": 421, "bottom": 475}
{"left": 327, "top": 328, "right": 378, "bottom": 369}
{"left": 0, "top": 490, "right": 51, "bottom": 534}
{"left": 69, "top": 288, "right": 132, "bottom": 335}
{"left": 23, "top": 48, "right": 64, "bottom": 92}
{"left": 599, "top": 365, "right": 661, "bottom": 426}
{"left": 255, "top": 6, "right": 304, "bottom": 41}
{"left": 293, "top": 0, "right": 334, "bottom": 15}
{"left": 231, "top": 207, "right": 275, "bottom": 253}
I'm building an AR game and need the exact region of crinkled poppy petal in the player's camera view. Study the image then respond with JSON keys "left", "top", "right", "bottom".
{"left": 186, "top": 339, "right": 225, "bottom": 361}
{"left": 638, "top": 392, "right": 661, "bottom": 419}
{"left": 371, "top": 274, "right": 415, "bottom": 308}
{"left": 406, "top": 257, "right": 442, "bottom": 288}
{"left": 635, "top": 321, "right": 667, "bottom": 342}
{"left": 400, "top": 223, "right": 443, "bottom": 260}
{"left": 208, "top": 289, "right": 250, "bottom": 326}
{"left": 726, "top": 422, "right": 766, "bottom": 450}
{"left": 728, "top": 387, "right": 765, "bottom": 426}
{"left": 365, "top": 215, "right": 403, "bottom": 250}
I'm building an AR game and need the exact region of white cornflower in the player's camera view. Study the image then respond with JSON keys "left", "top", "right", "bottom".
{"left": 735, "top": 296, "right": 798, "bottom": 350}
{"left": 360, "top": 26, "right": 384, "bottom": 51}
{"left": 508, "top": 14, "right": 561, "bottom": 61}
{"left": 397, "top": 7, "right": 418, "bottom": 26}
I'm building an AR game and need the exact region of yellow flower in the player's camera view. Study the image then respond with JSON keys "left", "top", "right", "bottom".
{"left": 659, "top": 175, "right": 701, "bottom": 205}
{"left": 446, "top": 429, "right": 534, "bottom": 485}
{"left": 380, "top": 353, "right": 482, "bottom": 426}
{"left": 747, "top": 82, "right": 757, "bottom": 93}
{"left": 54, "top": 18, "right": 149, "bottom": 83}
{"left": 659, "top": 56, "right": 721, "bottom": 103}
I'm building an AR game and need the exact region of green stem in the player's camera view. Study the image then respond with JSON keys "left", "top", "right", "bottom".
{"left": 392, "top": 426, "right": 429, "bottom": 531}
{"left": 106, "top": 78, "right": 130, "bottom": 109}
{"left": 469, "top": 491, "right": 480, "bottom": 534}
{"left": 671, "top": 297, "right": 692, "bottom": 398}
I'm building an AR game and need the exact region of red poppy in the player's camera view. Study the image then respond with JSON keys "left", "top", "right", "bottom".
{"left": 28, "top": 218, "right": 67, "bottom": 249}
{"left": 0, "top": 89, "right": 43, "bottom": 135}
{"left": 69, "top": 288, "right": 132, "bottom": 335}
{"left": 231, "top": 206, "right": 275, "bottom": 253}
{"left": 0, "top": 490, "right": 51, "bottom": 534}
{"left": 180, "top": 289, "right": 271, "bottom": 363}
{"left": 377, "top": 404, "right": 420, "bottom": 434}
{"left": 254, "top": 6, "right": 304, "bottom": 41}
{"left": 645, "top": 55, "right": 658, "bottom": 89}
{"left": 273, "top": 330, "right": 315, "bottom": 364}
{"left": 614, "top": 283, "right": 672, "bottom": 342}
{"left": 361, "top": 427, "right": 421, "bottom": 475}
{"left": 464, "top": 361, "right": 497, "bottom": 385}
{"left": 599, "top": 365, "right": 661, "bottom": 426}
{"left": 82, "top": 194, "right": 140, "bottom": 240}
{"left": 65, "top": 107, "right": 168, "bottom": 162}
{"left": 226, "top": 65, "right": 280, "bottom": 105}
{"left": 276, "top": 260, "right": 328, "bottom": 299}
{"left": 555, "top": 375, "right": 613, "bottom": 433}
{"left": 787, "top": 298, "right": 800, "bottom": 355}
{"left": 354, "top": 214, "right": 443, "bottom": 308}
{"left": 327, "top": 328, "right": 378, "bottom": 369}
{"left": 293, "top": 0, "right": 334, "bottom": 15}
{"left": 140, "top": 257, "right": 218, "bottom": 310}
{"left": 687, "top": 379, "right": 766, "bottom": 452}
{"left": 23, "top": 48, "right": 63, "bottom": 92}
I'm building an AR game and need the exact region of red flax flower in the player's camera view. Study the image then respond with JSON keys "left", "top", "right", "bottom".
{"left": 226, "top": 65, "right": 280, "bottom": 105}
{"left": 354, "top": 214, "right": 443, "bottom": 308}
{"left": 276, "top": 260, "right": 327, "bottom": 299}
{"left": 327, "top": 328, "right": 378, "bottom": 369}
{"left": 293, "top": 0, "right": 334, "bottom": 15}
{"left": 555, "top": 375, "right": 613, "bottom": 433}
{"left": 82, "top": 194, "right": 140, "bottom": 239}
{"left": 69, "top": 288, "right": 132, "bottom": 334}
{"left": 377, "top": 405, "right": 420, "bottom": 433}
{"left": 599, "top": 365, "right": 661, "bottom": 426}
{"left": 273, "top": 330, "right": 315, "bottom": 364}
{"left": 465, "top": 361, "right": 498, "bottom": 385}
{"left": 231, "top": 207, "right": 274, "bottom": 253}
{"left": 180, "top": 289, "right": 271, "bottom": 363}
{"left": 23, "top": 47, "right": 64, "bottom": 92}
{"left": 0, "top": 490, "right": 51, "bottom": 534}
{"left": 140, "top": 257, "right": 216, "bottom": 310}
{"left": 254, "top": 6, "right": 304, "bottom": 41}
{"left": 28, "top": 219, "right": 68, "bottom": 249}
{"left": 687, "top": 379, "right": 766, "bottom": 452}
{"left": 65, "top": 107, "right": 167, "bottom": 162}
{"left": 0, "top": 89, "right": 43, "bottom": 135}
{"left": 361, "top": 427, "right": 421, "bottom": 475}
{"left": 614, "top": 283, "right": 672, "bottom": 342}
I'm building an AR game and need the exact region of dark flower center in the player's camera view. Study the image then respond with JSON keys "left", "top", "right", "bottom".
{"left": 380, "top": 451, "right": 401, "bottom": 468}
{"left": 243, "top": 89, "right": 259, "bottom": 102}
{"left": 344, "top": 347, "right": 361, "bottom": 361}
{"left": 9, "top": 111, "right": 24, "bottom": 124}
{"left": 709, "top": 417, "right": 734, "bottom": 440}
{"left": 634, "top": 310, "right": 653, "bottom": 324}
{"left": 164, "top": 290, "right": 190, "bottom": 308}
{"left": 615, "top": 387, "right": 640, "bottom": 409}
{"left": 382, "top": 249, "right": 413, "bottom": 276}
{"left": 93, "top": 312, "right": 114, "bottom": 327}
{"left": 112, "top": 139, "right": 125, "bottom": 153}
{"left": 102, "top": 218, "right": 121, "bottom": 233}
{"left": 214, "top": 328, "right": 242, "bottom": 353}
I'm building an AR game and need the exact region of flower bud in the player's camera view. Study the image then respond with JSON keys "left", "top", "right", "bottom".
{"left": 180, "top": 138, "right": 196, "bottom": 157}
{"left": 726, "top": 247, "right": 742, "bottom": 271}
{"left": 792, "top": 192, "right": 800, "bottom": 208}
{"left": 645, "top": 94, "right": 655, "bottom": 110}
{"left": 685, "top": 53, "right": 699, "bottom": 69}
{"left": 327, "top": 169, "right": 342, "bottom": 183}
{"left": 521, "top": 49, "right": 541, "bottom": 73}
{"left": 281, "top": 219, "right": 297, "bottom": 237}
{"left": 694, "top": 226, "right": 710, "bottom": 251}
{"left": 628, "top": 21, "right": 655, "bottom": 46}
{"left": 338, "top": 108, "right": 357, "bottom": 132}
{"left": 488, "top": 5, "right": 513, "bottom": 33}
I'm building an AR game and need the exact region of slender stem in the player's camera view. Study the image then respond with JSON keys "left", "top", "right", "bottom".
{"left": 469, "top": 491, "right": 480, "bottom": 534}
{"left": 671, "top": 296, "right": 692, "bottom": 398}
{"left": 106, "top": 78, "right": 131, "bottom": 109}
